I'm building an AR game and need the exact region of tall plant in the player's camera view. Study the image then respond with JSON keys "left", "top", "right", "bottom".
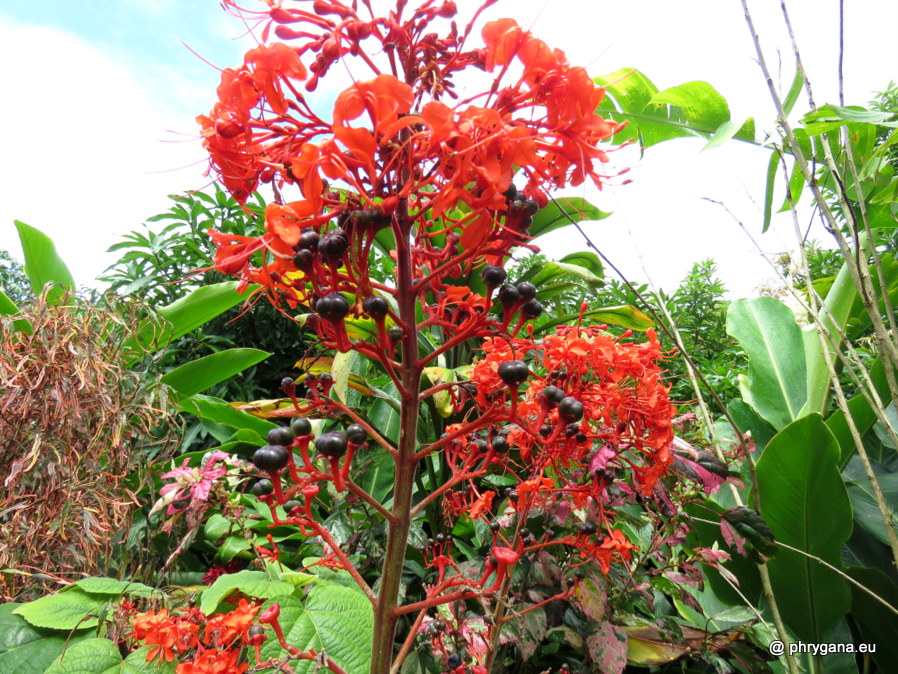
{"left": 188, "top": 1, "right": 682, "bottom": 670}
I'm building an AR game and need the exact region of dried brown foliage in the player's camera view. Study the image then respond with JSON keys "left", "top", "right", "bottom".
{"left": 0, "top": 291, "right": 177, "bottom": 600}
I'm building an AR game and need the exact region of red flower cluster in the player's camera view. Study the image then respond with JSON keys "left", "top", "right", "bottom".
{"left": 198, "top": 0, "right": 622, "bottom": 311}
{"left": 131, "top": 599, "right": 261, "bottom": 672}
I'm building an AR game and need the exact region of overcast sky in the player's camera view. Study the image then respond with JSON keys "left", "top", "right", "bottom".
{"left": 1, "top": 0, "right": 895, "bottom": 298}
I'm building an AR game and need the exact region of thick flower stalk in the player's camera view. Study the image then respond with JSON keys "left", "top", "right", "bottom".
{"left": 196, "top": 1, "right": 676, "bottom": 671}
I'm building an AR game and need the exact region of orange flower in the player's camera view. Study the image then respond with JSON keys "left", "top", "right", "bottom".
{"left": 204, "top": 599, "right": 260, "bottom": 646}
{"left": 176, "top": 648, "right": 248, "bottom": 674}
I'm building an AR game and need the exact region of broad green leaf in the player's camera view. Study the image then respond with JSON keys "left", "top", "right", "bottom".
{"left": 71, "top": 578, "right": 161, "bottom": 599}
{"left": 727, "top": 400, "right": 776, "bottom": 455}
{"left": 843, "top": 465, "right": 898, "bottom": 546}
{"left": 161, "top": 348, "right": 270, "bottom": 397}
{"left": 216, "top": 535, "right": 252, "bottom": 563}
{"left": 800, "top": 259, "right": 857, "bottom": 418}
{"left": 356, "top": 445, "right": 396, "bottom": 502}
{"left": 558, "top": 251, "right": 604, "bottom": 278}
{"left": 13, "top": 589, "right": 108, "bottom": 630}
{"left": 258, "top": 584, "right": 373, "bottom": 674}
{"left": 826, "top": 357, "right": 890, "bottom": 466}
{"left": 0, "top": 289, "right": 31, "bottom": 333}
{"left": 530, "top": 197, "right": 610, "bottom": 239}
{"left": 14, "top": 221, "right": 75, "bottom": 304}
{"left": 157, "top": 282, "right": 251, "bottom": 342}
{"left": 845, "top": 567, "right": 898, "bottom": 673}
{"left": 199, "top": 570, "right": 294, "bottom": 614}
{"left": 123, "top": 282, "right": 251, "bottom": 364}
{"left": 535, "top": 305, "right": 653, "bottom": 335}
{"left": 726, "top": 297, "right": 807, "bottom": 430}
{"left": 179, "top": 394, "right": 276, "bottom": 437}
{"left": 756, "top": 415, "right": 852, "bottom": 641}
{"left": 45, "top": 638, "right": 121, "bottom": 674}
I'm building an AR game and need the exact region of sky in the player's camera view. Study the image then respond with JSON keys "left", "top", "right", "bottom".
{"left": 1, "top": 0, "right": 895, "bottom": 299}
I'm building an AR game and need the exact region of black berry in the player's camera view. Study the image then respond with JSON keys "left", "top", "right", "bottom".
{"left": 491, "top": 436, "right": 509, "bottom": 453}
{"left": 293, "top": 249, "right": 314, "bottom": 271}
{"left": 253, "top": 444, "right": 289, "bottom": 472}
{"left": 291, "top": 418, "right": 312, "bottom": 436}
{"left": 481, "top": 265, "right": 507, "bottom": 288}
{"left": 516, "top": 282, "right": 537, "bottom": 300}
{"left": 496, "top": 284, "right": 520, "bottom": 307}
{"left": 559, "top": 397, "right": 584, "bottom": 421}
{"left": 316, "top": 431, "right": 348, "bottom": 458}
{"left": 363, "top": 295, "right": 389, "bottom": 319}
{"left": 346, "top": 423, "right": 368, "bottom": 444}
{"left": 252, "top": 479, "right": 274, "bottom": 496}
{"left": 268, "top": 426, "right": 294, "bottom": 446}
{"left": 521, "top": 299, "right": 543, "bottom": 318}
{"left": 316, "top": 292, "right": 350, "bottom": 321}
{"left": 497, "top": 360, "right": 529, "bottom": 386}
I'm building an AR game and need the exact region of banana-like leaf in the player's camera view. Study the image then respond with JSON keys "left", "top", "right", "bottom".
{"left": 756, "top": 414, "right": 852, "bottom": 642}
{"left": 162, "top": 348, "right": 270, "bottom": 397}
{"left": 726, "top": 297, "right": 806, "bottom": 430}
{"left": 14, "top": 221, "right": 75, "bottom": 305}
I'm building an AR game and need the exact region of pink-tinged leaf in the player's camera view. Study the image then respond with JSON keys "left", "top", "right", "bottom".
{"left": 664, "top": 571, "right": 698, "bottom": 588}
{"left": 586, "top": 623, "right": 628, "bottom": 674}
{"left": 574, "top": 571, "right": 608, "bottom": 621}
{"left": 507, "top": 607, "right": 547, "bottom": 659}
{"left": 589, "top": 445, "right": 617, "bottom": 472}
{"left": 719, "top": 519, "right": 747, "bottom": 556}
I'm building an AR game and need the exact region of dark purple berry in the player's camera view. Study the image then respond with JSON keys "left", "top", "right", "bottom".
{"left": 316, "top": 431, "right": 348, "bottom": 458}
{"left": 540, "top": 386, "right": 565, "bottom": 404}
{"left": 316, "top": 293, "right": 350, "bottom": 321}
{"left": 363, "top": 295, "right": 389, "bottom": 319}
{"left": 291, "top": 418, "right": 312, "bottom": 436}
{"left": 253, "top": 445, "right": 289, "bottom": 471}
{"left": 521, "top": 299, "right": 543, "bottom": 318}
{"left": 559, "top": 397, "right": 584, "bottom": 421}
{"left": 252, "top": 479, "right": 274, "bottom": 496}
{"left": 293, "top": 249, "right": 314, "bottom": 271}
{"left": 496, "top": 284, "right": 520, "bottom": 307}
{"left": 268, "top": 426, "right": 294, "bottom": 446}
{"left": 491, "top": 436, "right": 509, "bottom": 453}
{"left": 346, "top": 423, "right": 368, "bottom": 444}
{"left": 516, "top": 282, "right": 537, "bottom": 300}
{"left": 497, "top": 360, "right": 529, "bottom": 386}
{"left": 298, "top": 229, "right": 320, "bottom": 250}
{"left": 481, "top": 265, "right": 507, "bottom": 288}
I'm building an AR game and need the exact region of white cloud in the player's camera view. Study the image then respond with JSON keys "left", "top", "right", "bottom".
{"left": 0, "top": 17, "right": 212, "bottom": 287}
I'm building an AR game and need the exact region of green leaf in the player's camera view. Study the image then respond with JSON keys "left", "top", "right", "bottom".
{"left": 123, "top": 282, "right": 252, "bottom": 363}
{"left": 843, "top": 467, "right": 898, "bottom": 545}
{"left": 702, "top": 119, "right": 749, "bottom": 152}
{"left": 726, "top": 297, "right": 807, "bottom": 430}
{"left": 781, "top": 69, "right": 805, "bottom": 117}
{"left": 45, "top": 638, "right": 121, "bottom": 674}
{"left": 535, "top": 305, "right": 653, "bottom": 335}
{"left": 762, "top": 151, "right": 780, "bottom": 233}
{"left": 844, "top": 567, "right": 898, "bottom": 673}
{"left": 14, "top": 221, "right": 75, "bottom": 304}
{"left": 199, "top": 570, "right": 294, "bottom": 614}
{"left": 12, "top": 590, "right": 108, "bottom": 630}
{"left": 529, "top": 197, "right": 610, "bottom": 239}
{"left": 216, "top": 535, "right": 252, "bottom": 563}
{"left": 179, "top": 395, "right": 276, "bottom": 437}
{"left": 0, "top": 289, "right": 31, "bottom": 333}
{"left": 826, "top": 358, "right": 891, "bottom": 466}
{"left": 258, "top": 584, "right": 373, "bottom": 674}
{"left": 331, "top": 350, "right": 357, "bottom": 404}
{"left": 71, "top": 578, "right": 161, "bottom": 599}
{"left": 161, "top": 348, "right": 270, "bottom": 397}
{"left": 756, "top": 415, "right": 852, "bottom": 641}
{"left": 558, "top": 251, "right": 604, "bottom": 278}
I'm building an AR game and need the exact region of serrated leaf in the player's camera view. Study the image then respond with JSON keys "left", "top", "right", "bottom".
{"left": 71, "top": 578, "right": 161, "bottom": 599}
{"left": 45, "top": 638, "right": 121, "bottom": 674}
{"left": 200, "top": 570, "right": 294, "bottom": 614}
{"left": 258, "top": 585, "right": 373, "bottom": 674}
{"left": 13, "top": 590, "right": 108, "bottom": 630}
